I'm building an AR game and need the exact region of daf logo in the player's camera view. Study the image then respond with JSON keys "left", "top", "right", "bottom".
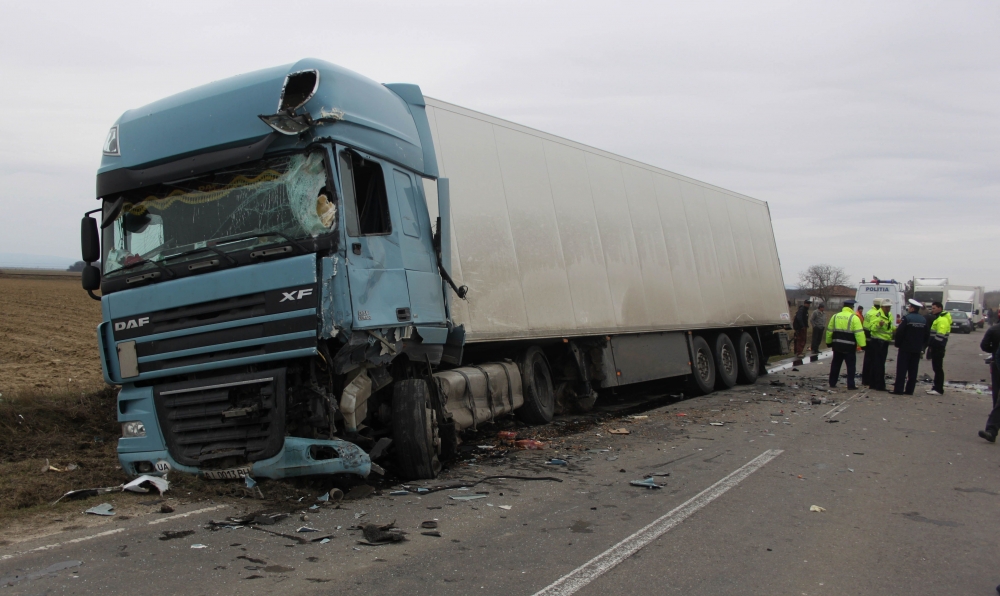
{"left": 280, "top": 288, "right": 313, "bottom": 302}
{"left": 114, "top": 317, "right": 149, "bottom": 331}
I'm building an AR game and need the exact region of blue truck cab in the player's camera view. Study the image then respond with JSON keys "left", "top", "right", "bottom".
{"left": 80, "top": 59, "right": 462, "bottom": 481}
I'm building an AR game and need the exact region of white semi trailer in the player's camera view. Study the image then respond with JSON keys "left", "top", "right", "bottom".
{"left": 83, "top": 59, "right": 793, "bottom": 480}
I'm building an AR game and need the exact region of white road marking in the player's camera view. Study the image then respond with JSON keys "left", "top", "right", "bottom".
{"left": 823, "top": 390, "right": 867, "bottom": 418}
{"left": 0, "top": 504, "right": 229, "bottom": 562}
{"left": 0, "top": 528, "right": 125, "bottom": 561}
{"left": 146, "top": 504, "right": 227, "bottom": 525}
{"left": 531, "top": 449, "right": 784, "bottom": 596}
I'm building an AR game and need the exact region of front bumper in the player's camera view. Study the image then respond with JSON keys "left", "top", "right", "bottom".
{"left": 119, "top": 437, "right": 370, "bottom": 479}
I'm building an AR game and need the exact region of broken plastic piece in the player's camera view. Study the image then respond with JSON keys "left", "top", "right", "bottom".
{"left": 190, "top": 544, "right": 208, "bottom": 549}
{"left": 809, "top": 505, "right": 826, "bottom": 512}
{"left": 389, "top": 490, "right": 410, "bottom": 496}
{"left": 319, "top": 538, "right": 331, "bottom": 544}
{"left": 316, "top": 491, "right": 329, "bottom": 502}
{"left": 547, "top": 459, "right": 568, "bottom": 466}
{"left": 709, "top": 422, "right": 724, "bottom": 426}
{"left": 608, "top": 428, "right": 631, "bottom": 435}
{"left": 449, "top": 495, "right": 487, "bottom": 501}
{"left": 630, "top": 478, "right": 663, "bottom": 489}
{"left": 498, "top": 505, "right": 512, "bottom": 511}
{"left": 85, "top": 503, "right": 115, "bottom": 516}
{"left": 124, "top": 475, "right": 169, "bottom": 495}
{"left": 297, "top": 526, "right": 319, "bottom": 533}
{"left": 420, "top": 520, "right": 438, "bottom": 529}
{"left": 245, "top": 476, "right": 257, "bottom": 489}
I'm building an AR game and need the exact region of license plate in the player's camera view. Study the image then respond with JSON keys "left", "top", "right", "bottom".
{"left": 202, "top": 466, "right": 251, "bottom": 480}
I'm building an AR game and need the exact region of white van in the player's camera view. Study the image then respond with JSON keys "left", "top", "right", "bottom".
{"left": 856, "top": 283, "right": 905, "bottom": 325}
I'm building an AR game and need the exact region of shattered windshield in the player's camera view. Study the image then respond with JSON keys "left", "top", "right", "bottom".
{"left": 103, "top": 152, "right": 335, "bottom": 276}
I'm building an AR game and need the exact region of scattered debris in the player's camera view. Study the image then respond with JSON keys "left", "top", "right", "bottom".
{"left": 630, "top": 478, "right": 663, "bottom": 489}
{"left": 449, "top": 495, "right": 487, "bottom": 501}
{"left": 629, "top": 415, "right": 649, "bottom": 420}
{"left": 608, "top": 428, "right": 631, "bottom": 435}
{"left": 328, "top": 488, "right": 344, "bottom": 503}
{"left": 124, "top": 475, "right": 169, "bottom": 495}
{"left": 296, "top": 527, "right": 319, "bottom": 533}
{"left": 547, "top": 459, "right": 568, "bottom": 466}
{"left": 809, "top": 505, "right": 826, "bottom": 513}
{"left": 159, "top": 530, "right": 195, "bottom": 541}
{"left": 368, "top": 437, "right": 393, "bottom": 461}
{"left": 160, "top": 504, "right": 175, "bottom": 513}
{"left": 676, "top": 413, "right": 688, "bottom": 417}
{"left": 498, "top": 505, "right": 512, "bottom": 511}
{"left": 421, "top": 530, "right": 442, "bottom": 537}
{"left": 190, "top": 544, "right": 208, "bottom": 549}
{"left": 359, "top": 521, "right": 407, "bottom": 544}
{"left": 85, "top": 503, "right": 115, "bottom": 516}
{"left": 514, "top": 439, "right": 546, "bottom": 450}
{"left": 420, "top": 521, "right": 439, "bottom": 529}
{"left": 0, "top": 560, "right": 82, "bottom": 587}
{"left": 709, "top": 422, "right": 724, "bottom": 426}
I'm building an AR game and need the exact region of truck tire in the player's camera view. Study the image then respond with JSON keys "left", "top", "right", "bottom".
{"left": 686, "top": 335, "right": 716, "bottom": 396}
{"left": 735, "top": 332, "right": 759, "bottom": 384}
{"left": 392, "top": 379, "right": 441, "bottom": 480}
{"left": 714, "top": 334, "right": 738, "bottom": 389}
{"left": 516, "top": 347, "right": 555, "bottom": 424}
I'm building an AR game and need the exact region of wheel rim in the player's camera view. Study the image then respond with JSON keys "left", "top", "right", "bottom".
{"left": 721, "top": 345, "right": 735, "bottom": 376}
{"left": 696, "top": 350, "right": 711, "bottom": 381}
{"left": 744, "top": 342, "right": 756, "bottom": 371}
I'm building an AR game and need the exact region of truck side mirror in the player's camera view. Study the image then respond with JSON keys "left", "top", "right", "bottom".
{"left": 81, "top": 216, "right": 100, "bottom": 263}
{"left": 82, "top": 265, "right": 101, "bottom": 291}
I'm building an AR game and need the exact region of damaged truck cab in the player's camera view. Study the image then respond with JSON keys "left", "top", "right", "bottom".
{"left": 82, "top": 58, "right": 791, "bottom": 482}
{"left": 83, "top": 60, "right": 465, "bottom": 480}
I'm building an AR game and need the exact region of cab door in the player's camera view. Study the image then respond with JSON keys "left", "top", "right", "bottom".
{"left": 337, "top": 146, "right": 410, "bottom": 329}
{"left": 389, "top": 168, "right": 446, "bottom": 327}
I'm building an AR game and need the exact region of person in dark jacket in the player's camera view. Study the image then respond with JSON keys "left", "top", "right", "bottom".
{"left": 792, "top": 299, "right": 812, "bottom": 358}
{"left": 891, "top": 299, "right": 930, "bottom": 395}
{"left": 977, "top": 321, "right": 1000, "bottom": 442}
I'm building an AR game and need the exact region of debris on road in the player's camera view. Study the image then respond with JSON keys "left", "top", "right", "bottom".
{"left": 359, "top": 521, "right": 407, "bottom": 544}
{"left": 124, "top": 475, "right": 169, "bottom": 495}
{"left": 515, "top": 439, "right": 546, "bottom": 450}
{"left": 630, "top": 478, "right": 663, "bottom": 489}
{"left": 159, "top": 530, "right": 195, "bottom": 541}
{"left": 389, "top": 490, "right": 410, "bottom": 496}
{"left": 421, "top": 530, "right": 442, "bottom": 537}
{"left": 160, "top": 504, "right": 175, "bottom": 513}
{"left": 709, "top": 422, "right": 724, "bottom": 426}
{"left": 809, "top": 505, "right": 826, "bottom": 512}
{"left": 345, "top": 484, "right": 375, "bottom": 500}
{"left": 85, "top": 503, "right": 115, "bottom": 516}
{"left": 190, "top": 543, "right": 208, "bottom": 549}
{"left": 449, "top": 495, "right": 487, "bottom": 501}
{"left": 498, "top": 505, "right": 512, "bottom": 510}
{"left": 421, "top": 520, "right": 439, "bottom": 529}
{"left": 608, "top": 428, "right": 631, "bottom": 435}
{"left": 547, "top": 459, "right": 568, "bottom": 466}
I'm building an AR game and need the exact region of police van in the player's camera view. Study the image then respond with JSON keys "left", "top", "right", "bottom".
{"left": 856, "top": 282, "right": 906, "bottom": 324}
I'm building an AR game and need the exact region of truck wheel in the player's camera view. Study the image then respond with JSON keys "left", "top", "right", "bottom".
{"left": 516, "top": 346, "right": 555, "bottom": 424}
{"left": 686, "top": 335, "right": 716, "bottom": 396}
{"left": 392, "top": 379, "right": 441, "bottom": 480}
{"left": 714, "top": 334, "right": 738, "bottom": 389}
{"left": 735, "top": 332, "right": 759, "bottom": 384}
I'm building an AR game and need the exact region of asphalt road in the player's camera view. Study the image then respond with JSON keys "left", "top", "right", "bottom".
{"left": 2, "top": 332, "right": 998, "bottom": 595}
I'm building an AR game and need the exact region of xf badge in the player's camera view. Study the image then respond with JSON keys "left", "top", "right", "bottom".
{"left": 280, "top": 288, "right": 313, "bottom": 302}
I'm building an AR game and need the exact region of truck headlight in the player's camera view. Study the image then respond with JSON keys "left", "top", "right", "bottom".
{"left": 122, "top": 421, "right": 146, "bottom": 438}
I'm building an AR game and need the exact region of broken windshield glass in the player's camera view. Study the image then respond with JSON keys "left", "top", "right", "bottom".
{"left": 103, "top": 152, "right": 334, "bottom": 276}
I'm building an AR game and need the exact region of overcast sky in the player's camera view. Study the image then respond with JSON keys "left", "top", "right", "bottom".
{"left": 1, "top": 1, "right": 997, "bottom": 289}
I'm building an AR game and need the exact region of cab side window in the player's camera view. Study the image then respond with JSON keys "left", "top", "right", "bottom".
{"left": 339, "top": 150, "right": 391, "bottom": 236}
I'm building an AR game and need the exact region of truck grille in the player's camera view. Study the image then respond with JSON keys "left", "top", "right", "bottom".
{"left": 153, "top": 369, "right": 286, "bottom": 466}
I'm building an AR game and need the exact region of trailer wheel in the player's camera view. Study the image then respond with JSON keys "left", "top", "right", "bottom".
{"left": 714, "top": 334, "right": 738, "bottom": 389}
{"left": 686, "top": 336, "right": 716, "bottom": 396}
{"left": 392, "top": 379, "right": 441, "bottom": 480}
{"left": 735, "top": 332, "right": 759, "bottom": 384}
{"left": 516, "top": 346, "right": 555, "bottom": 424}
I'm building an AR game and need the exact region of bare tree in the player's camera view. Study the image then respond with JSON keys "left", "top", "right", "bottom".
{"left": 798, "top": 264, "right": 850, "bottom": 305}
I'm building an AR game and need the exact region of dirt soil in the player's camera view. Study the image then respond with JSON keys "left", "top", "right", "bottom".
{"left": 0, "top": 274, "right": 105, "bottom": 396}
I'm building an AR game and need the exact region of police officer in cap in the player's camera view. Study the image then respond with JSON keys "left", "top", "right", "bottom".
{"left": 825, "top": 298, "right": 866, "bottom": 389}
{"left": 892, "top": 299, "right": 930, "bottom": 395}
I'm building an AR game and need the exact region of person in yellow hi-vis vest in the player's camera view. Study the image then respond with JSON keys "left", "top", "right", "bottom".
{"left": 867, "top": 300, "right": 895, "bottom": 391}
{"left": 861, "top": 300, "right": 883, "bottom": 386}
{"left": 825, "top": 299, "right": 866, "bottom": 389}
{"left": 926, "top": 301, "right": 952, "bottom": 395}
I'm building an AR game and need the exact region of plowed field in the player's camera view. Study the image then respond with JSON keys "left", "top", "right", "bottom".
{"left": 0, "top": 275, "right": 104, "bottom": 396}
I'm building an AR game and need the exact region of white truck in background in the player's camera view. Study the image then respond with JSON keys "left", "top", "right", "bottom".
{"left": 913, "top": 277, "right": 948, "bottom": 308}
{"left": 944, "top": 285, "right": 985, "bottom": 328}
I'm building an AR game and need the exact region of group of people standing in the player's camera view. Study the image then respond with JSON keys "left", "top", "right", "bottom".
{"left": 792, "top": 298, "right": 953, "bottom": 395}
